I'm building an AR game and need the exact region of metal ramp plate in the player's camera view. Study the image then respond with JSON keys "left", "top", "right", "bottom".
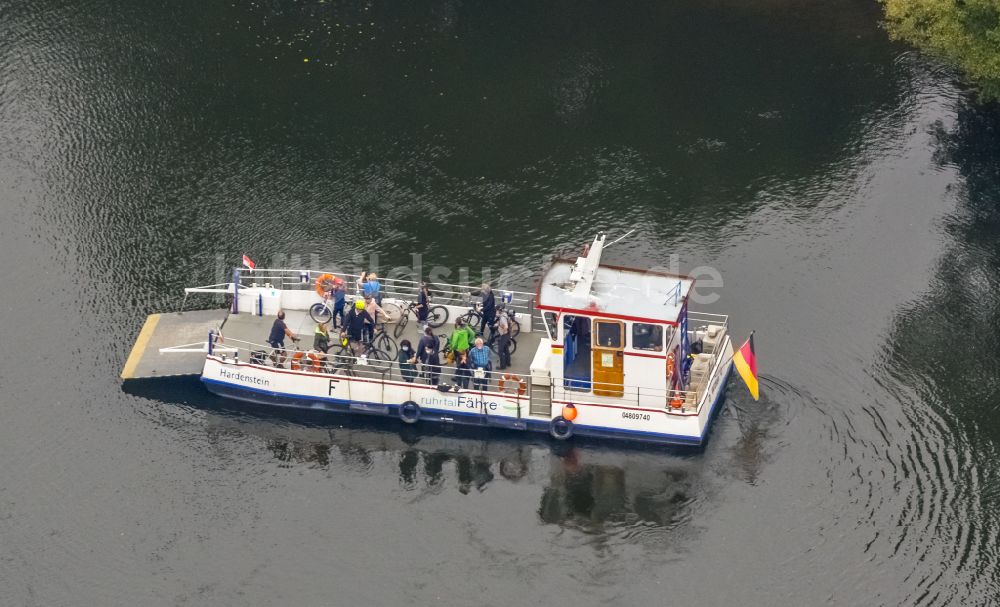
{"left": 120, "top": 309, "right": 229, "bottom": 379}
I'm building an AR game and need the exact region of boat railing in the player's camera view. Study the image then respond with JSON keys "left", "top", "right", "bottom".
{"left": 204, "top": 334, "right": 704, "bottom": 413}
{"left": 228, "top": 267, "right": 546, "bottom": 332}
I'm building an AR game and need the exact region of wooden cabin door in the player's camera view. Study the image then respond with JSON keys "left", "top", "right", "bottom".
{"left": 592, "top": 320, "right": 624, "bottom": 397}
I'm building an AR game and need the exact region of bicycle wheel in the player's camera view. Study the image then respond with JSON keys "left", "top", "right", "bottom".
{"left": 510, "top": 318, "right": 521, "bottom": 338}
{"left": 489, "top": 338, "right": 518, "bottom": 356}
{"left": 393, "top": 312, "right": 409, "bottom": 338}
{"left": 377, "top": 333, "right": 398, "bottom": 359}
{"left": 462, "top": 310, "right": 482, "bottom": 329}
{"left": 365, "top": 348, "right": 393, "bottom": 375}
{"left": 330, "top": 345, "right": 355, "bottom": 375}
{"left": 427, "top": 305, "right": 449, "bottom": 328}
{"left": 309, "top": 302, "right": 333, "bottom": 324}
{"left": 382, "top": 302, "right": 403, "bottom": 324}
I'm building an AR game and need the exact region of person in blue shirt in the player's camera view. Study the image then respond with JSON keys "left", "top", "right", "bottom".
{"left": 330, "top": 277, "right": 347, "bottom": 328}
{"left": 468, "top": 337, "right": 492, "bottom": 390}
{"left": 358, "top": 271, "right": 382, "bottom": 305}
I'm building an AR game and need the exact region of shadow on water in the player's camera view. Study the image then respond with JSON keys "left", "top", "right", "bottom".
{"left": 876, "top": 99, "right": 1000, "bottom": 604}
{"left": 124, "top": 375, "right": 731, "bottom": 534}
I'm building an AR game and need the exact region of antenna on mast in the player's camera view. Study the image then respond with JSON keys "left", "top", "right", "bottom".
{"left": 603, "top": 229, "right": 636, "bottom": 249}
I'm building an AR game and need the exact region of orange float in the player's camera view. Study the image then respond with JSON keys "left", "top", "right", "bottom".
{"left": 315, "top": 273, "right": 337, "bottom": 296}
{"left": 307, "top": 351, "right": 323, "bottom": 373}
{"left": 498, "top": 373, "right": 527, "bottom": 395}
{"left": 290, "top": 350, "right": 306, "bottom": 370}
{"left": 561, "top": 403, "right": 578, "bottom": 421}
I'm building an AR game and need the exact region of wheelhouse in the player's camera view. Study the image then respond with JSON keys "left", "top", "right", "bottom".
{"left": 536, "top": 234, "right": 702, "bottom": 409}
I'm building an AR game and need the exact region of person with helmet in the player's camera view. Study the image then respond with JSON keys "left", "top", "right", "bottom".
{"left": 342, "top": 298, "right": 374, "bottom": 357}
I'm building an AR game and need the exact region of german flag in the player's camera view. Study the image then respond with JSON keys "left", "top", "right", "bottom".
{"left": 733, "top": 332, "right": 759, "bottom": 401}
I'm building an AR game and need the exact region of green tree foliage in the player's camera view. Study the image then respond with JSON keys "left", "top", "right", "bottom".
{"left": 882, "top": 0, "right": 1000, "bottom": 101}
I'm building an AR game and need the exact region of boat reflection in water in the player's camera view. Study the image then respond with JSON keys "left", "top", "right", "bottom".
{"left": 127, "top": 376, "right": 761, "bottom": 532}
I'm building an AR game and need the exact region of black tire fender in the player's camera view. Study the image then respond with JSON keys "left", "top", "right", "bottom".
{"left": 399, "top": 400, "right": 421, "bottom": 424}
{"left": 549, "top": 416, "right": 573, "bottom": 440}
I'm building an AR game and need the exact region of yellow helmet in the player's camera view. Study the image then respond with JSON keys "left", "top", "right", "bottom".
{"left": 354, "top": 299, "right": 365, "bottom": 310}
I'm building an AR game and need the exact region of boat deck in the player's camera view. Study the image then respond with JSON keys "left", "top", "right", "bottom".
{"left": 220, "top": 309, "right": 545, "bottom": 386}
{"left": 121, "top": 309, "right": 229, "bottom": 379}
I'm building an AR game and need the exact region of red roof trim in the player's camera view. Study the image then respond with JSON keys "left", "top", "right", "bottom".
{"left": 535, "top": 303, "right": 679, "bottom": 326}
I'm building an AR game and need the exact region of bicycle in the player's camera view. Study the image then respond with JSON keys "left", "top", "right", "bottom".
{"left": 268, "top": 337, "right": 302, "bottom": 368}
{"left": 460, "top": 303, "right": 521, "bottom": 338}
{"left": 309, "top": 295, "right": 349, "bottom": 325}
{"left": 368, "top": 323, "right": 398, "bottom": 359}
{"left": 330, "top": 334, "right": 392, "bottom": 376}
{"left": 392, "top": 300, "right": 449, "bottom": 338}
{"left": 485, "top": 322, "right": 518, "bottom": 356}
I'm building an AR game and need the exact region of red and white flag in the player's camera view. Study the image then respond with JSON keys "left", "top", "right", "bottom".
{"left": 242, "top": 254, "right": 256, "bottom": 271}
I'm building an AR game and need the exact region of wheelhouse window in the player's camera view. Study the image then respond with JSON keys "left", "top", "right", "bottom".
{"left": 542, "top": 312, "right": 558, "bottom": 341}
{"left": 594, "top": 320, "right": 623, "bottom": 348}
{"left": 631, "top": 323, "right": 664, "bottom": 351}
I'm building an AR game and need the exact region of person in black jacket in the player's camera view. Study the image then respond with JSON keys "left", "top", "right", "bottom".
{"left": 479, "top": 283, "right": 496, "bottom": 334}
{"left": 418, "top": 341, "right": 441, "bottom": 385}
{"left": 342, "top": 299, "right": 374, "bottom": 356}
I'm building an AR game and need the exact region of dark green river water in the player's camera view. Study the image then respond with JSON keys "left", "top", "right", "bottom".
{"left": 2, "top": 0, "right": 999, "bottom": 604}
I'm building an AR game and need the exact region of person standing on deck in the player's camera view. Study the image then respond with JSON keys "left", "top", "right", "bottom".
{"left": 448, "top": 317, "right": 475, "bottom": 360}
{"left": 397, "top": 339, "right": 418, "bottom": 383}
{"left": 330, "top": 277, "right": 347, "bottom": 328}
{"left": 342, "top": 299, "right": 373, "bottom": 357}
{"left": 358, "top": 271, "right": 383, "bottom": 305}
{"left": 495, "top": 306, "right": 512, "bottom": 370}
{"left": 454, "top": 350, "right": 472, "bottom": 389}
{"left": 469, "top": 337, "right": 492, "bottom": 390}
{"left": 416, "top": 282, "right": 432, "bottom": 329}
{"left": 267, "top": 310, "right": 299, "bottom": 368}
{"left": 363, "top": 295, "right": 387, "bottom": 343}
{"left": 313, "top": 321, "right": 331, "bottom": 353}
{"left": 478, "top": 283, "right": 496, "bottom": 335}
{"left": 418, "top": 341, "right": 441, "bottom": 385}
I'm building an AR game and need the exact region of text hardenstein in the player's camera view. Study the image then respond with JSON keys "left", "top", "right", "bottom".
{"left": 220, "top": 368, "right": 270, "bottom": 386}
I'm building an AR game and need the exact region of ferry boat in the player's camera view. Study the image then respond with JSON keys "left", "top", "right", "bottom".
{"left": 121, "top": 234, "right": 735, "bottom": 446}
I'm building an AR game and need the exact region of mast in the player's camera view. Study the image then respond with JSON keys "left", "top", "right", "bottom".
{"left": 568, "top": 232, "right": 606, "bottom": 297}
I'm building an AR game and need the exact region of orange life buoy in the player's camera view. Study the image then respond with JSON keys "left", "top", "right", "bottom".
{"left": 307, "top": 351, "right": 323, "bottom": 373}
{"left": 670, "top": 396, "right": 685, "bottom": 409}
{"left": 498, "top": 373, "right": 527, "bottom": 396}
{"left": 315, "top": 273, "right": 336, "bottom": 296}
{"left": 666, "top": 352, "right": 675, "bottom": 379}
{"left": 290, "top": 350, "right": 306, "bottom": 370}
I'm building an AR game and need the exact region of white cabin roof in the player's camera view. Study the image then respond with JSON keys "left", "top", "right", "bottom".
{"left": 537, "top": 260, "right": 694, "bottom": 325}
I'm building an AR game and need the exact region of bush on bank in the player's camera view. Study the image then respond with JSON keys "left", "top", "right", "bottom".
{"left": 882, "top": 0, "right": 1000, "bottom": 101}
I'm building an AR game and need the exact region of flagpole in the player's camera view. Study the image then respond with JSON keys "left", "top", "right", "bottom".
{"left": 716, "top": 330, "right": 754, "bottom": 369}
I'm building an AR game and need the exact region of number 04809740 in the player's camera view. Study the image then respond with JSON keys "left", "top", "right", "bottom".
{"left": 622, "top": 411, "right": 651, "bottom": 421}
